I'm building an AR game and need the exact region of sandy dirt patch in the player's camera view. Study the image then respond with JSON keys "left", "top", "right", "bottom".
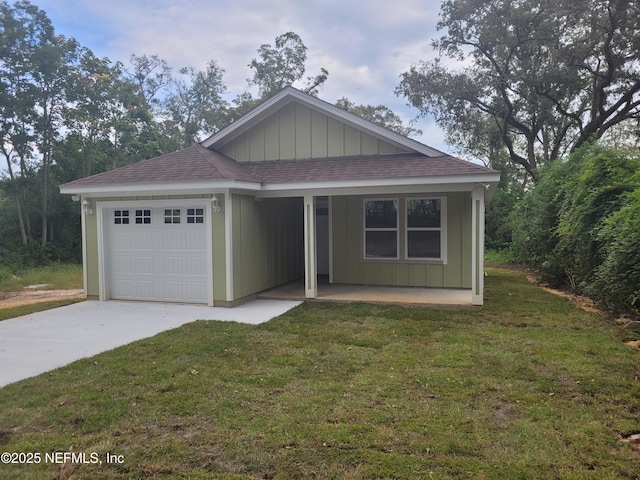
{"left": 0, "top": 289, "right": 85, "bottom": 309}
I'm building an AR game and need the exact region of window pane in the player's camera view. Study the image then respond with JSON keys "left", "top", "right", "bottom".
{"left": 407, "top": 231, "right": 441, "bottom": 258}
{"left": 407, "top": 199, "right": 441, "bottom": 228}
{"left": 365, "top": 200, "right": 397, "bottom": 228}
{"left": 365, "top": 231, "right": 397, "bottom": 258}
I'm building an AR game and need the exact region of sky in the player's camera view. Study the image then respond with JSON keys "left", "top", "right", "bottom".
{"left": 30, "top": 0, "right": 450, "bottom": 152}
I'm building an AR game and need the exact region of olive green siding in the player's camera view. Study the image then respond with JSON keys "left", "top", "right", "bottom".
{"left": 331, "top": 192, "right": 472, "bottom": 289}
{"left": 219, "top": 102, "right": 408, "bottom": 162}
{"left": 231, "top": 195, "right": 304, "bottom": 299}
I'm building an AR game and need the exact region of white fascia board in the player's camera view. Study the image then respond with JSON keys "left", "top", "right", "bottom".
{"left": 258, "top": 173, "right": 500, "bottom": 194}
{"left": 201, "top": 87, "right": 445, "bottom": 157}
{"left": 59, "top": 180, "right": 262, "bottom": 197}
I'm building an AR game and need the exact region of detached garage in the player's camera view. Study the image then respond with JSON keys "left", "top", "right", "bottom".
{"left": 60, "top": 87, "right": 499, "bottom": 307}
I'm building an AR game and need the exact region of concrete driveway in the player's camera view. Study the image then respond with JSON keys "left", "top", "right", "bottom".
{"left": 0, "top": 299, "right": 301, "bottom": 388}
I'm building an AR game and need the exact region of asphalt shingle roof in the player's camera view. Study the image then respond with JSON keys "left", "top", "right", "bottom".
{"left": 60, "top": 145, "right": 260, "bottom": 187}
{"left": 61, "top": 145, "right": 498, "bottom": 190}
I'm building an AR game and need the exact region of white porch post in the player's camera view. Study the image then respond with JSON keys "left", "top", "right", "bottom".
{"left": 224, "top": 190, "right": 234, "bottom": 302}
{"left": 471, "top": 186, "right": 486, "bottom": 306}
{"left": 303, "top": 194, "right": 317, "bottom": 298}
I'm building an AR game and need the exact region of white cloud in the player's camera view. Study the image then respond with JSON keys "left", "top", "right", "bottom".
{"left": 31, "top": 0, "right": 452, "bottom": 152}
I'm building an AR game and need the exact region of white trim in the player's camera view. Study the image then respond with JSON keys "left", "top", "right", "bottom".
{"left": 471, "top": 186, "right": 485, "bottom": 306}
{"left": 328, "top": 196, "right": 333, "bottom": 284}
{"left": 201, "top": 87, "right": 445, "bottom": 157}
{"left": 60, "top": 173, "right": 501, "bottom": 199}
{"left": 60, "top": 180, "right": 261, "bottom": 197}
{"left": 304, "top": 194, "right": 317, "bottom": 298}
{"left": 255, "top": 181, "right": 496, "bottom": 200}
{"left": 224, "top": 191, "right": 234, "bottom": 302}
{"left": 96, "top": 199, "right": 214, "bottom": 305}
{"left": 258, "top": 173, "right": 501, "bottom": 193}
{"left": 96, "top": 205, "right": 107, "bottom": 301}
{"left": 80, "top": 195, "right": 88, "bottom": 294}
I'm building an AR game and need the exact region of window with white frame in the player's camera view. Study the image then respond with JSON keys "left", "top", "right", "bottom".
{"left": 406, "top": 198, "right": 443, "bottom": 260}
{"left": 164, "top": 208, "right": 181, "bottom": 224}
{"left": 135, "top": 209, "right": 151, "bottom": 224}
{"left": 187, "top": 208, "right": 204, "bottom": 224}
{"left": 114, "top": 210, "right": 130, "bottom": 225}
{"left": 364, "top": 199, "right": 398, "bottom": 258}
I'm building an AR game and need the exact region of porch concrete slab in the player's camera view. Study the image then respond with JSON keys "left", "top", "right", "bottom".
{"left": 259, "top": 280, "right": 473, "bottom": 306}
{"left": 0, "top": 299, "right": 301, "bottom": 388}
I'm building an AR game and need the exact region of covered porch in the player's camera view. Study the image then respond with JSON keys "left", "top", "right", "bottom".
{"left": 258, "top": 276, "right": 475, "bottom": 308}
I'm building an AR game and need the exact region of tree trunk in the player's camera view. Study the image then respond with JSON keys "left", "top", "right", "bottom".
{"left": 3, "top": 154, "right": 29, "bottom": 245}
{"left": 41, "top": 149, "right": 50, "bottom": 248}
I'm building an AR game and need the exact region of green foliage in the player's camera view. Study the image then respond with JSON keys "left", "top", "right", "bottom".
{"left": 510, "top": 144, "right": 640, "bottom": 312}
{"left": 510, "top": 159, "right": 570, "bottom": 273}
{"left": 396, "top": 0, "right": 640, "bottom": 181}
{"left": 335, "top": 97, "right": 423, "bottom": 137}
{"left": 248, "top": 31, "right": 329, "bottom": 99}
{"left": 553, "top": 148, "right": 639, "bottom": 291}
{"left": 591, "top": 181, "right": 640, "bottom": 310}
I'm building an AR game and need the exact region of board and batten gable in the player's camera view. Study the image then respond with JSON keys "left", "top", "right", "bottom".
{"left": 218, "top": 101, "right": 409, "bottom": 162}
{"left": 331, "top": 192, "right": 472, "bottom": 289}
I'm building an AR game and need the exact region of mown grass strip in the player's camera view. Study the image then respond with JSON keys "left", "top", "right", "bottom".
{"left": 0, "top": 298, "right": 85, "bottom": 321}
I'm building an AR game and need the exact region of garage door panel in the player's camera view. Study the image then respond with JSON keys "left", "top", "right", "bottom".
{"left": 186, "top": 258, "right": 206, "bottom": 275}
{"left": 134, "top": 232, "right": 154, "bottom": 250}
{"left": 107, "top": 206, "right": 208, "bottom": 304}
{"left": 165, "top": 256, "right": 188, "bottom": 275}
{"left": 135, "top": 256, "right": 154, "bottom": 274}
{"left": 186, "top": 282, "right": 207, "bottom": 301}
{"left": 163, "top": 281, "right": 184, "bottom": 300}
{"left": 135, "top": 281, "right": 155, "bottom": 299}
{"left": 112, "top": 255, "right": 134, "bottom": 274}
{"left": 163, "top": 232, "right": 184, "bottom": 250}
{"left": 111, "top": 279, "right": 134, "bottom": 298}
{"left": 186, "top": 232, "right": 206, "bottom": 250}
{"left": 111, "top": 232, "right": 132, "bottom": 250}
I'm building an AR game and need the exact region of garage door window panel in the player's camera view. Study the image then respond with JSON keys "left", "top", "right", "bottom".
{"left": 164, "top": 209, "right": 181, "bottom": 224}
{"left": 135, "top": 209, "right": 151, "bottom": 224}
{"left": 187, "top": 208, "right": 205, "bottom": 224}
{"left": 114, "top": 210, "right": 130, "bottom": 225}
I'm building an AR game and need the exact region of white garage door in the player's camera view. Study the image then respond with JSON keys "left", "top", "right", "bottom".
{"left": 106, "top": 206, "right": 209, "bottom": 304}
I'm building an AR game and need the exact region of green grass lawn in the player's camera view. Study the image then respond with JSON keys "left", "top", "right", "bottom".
{"left": 0, "top": 268, "right": 639, "bottom": 479}
{"left": 0, "top": 299, "right": 85, "bottom": 321}
{"left": 0, "top": 263, "right": 83, "bottom": 292}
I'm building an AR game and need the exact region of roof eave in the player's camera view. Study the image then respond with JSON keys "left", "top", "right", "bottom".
{"left": 59, "top": 179, "right": 262, "bottom": 198}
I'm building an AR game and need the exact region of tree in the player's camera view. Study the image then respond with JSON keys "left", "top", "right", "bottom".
{"left": 162, "top": 60, "right": 228, "bottom": 147}
{"left": 126, "top": 53, "right": 172, "bottom": 110}
{"left": 0, "top": 0, "right": 78, "bottom": 246}
{"left": 396, "top": 0, "right": 640, "bottom": 181}
{"left": 248, "top": 31, "right": 329, "bottom": 99}
{"left": 335, "top": 97, "right": 423, "bottom": 137}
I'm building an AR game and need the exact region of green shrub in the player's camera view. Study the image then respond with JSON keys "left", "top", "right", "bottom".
{"left": 509, "top": 159, "right": 571, "bottom": 281}
{"left": 591, "top": 184, "right": 640, "bottom": 312}
{"left": 553, "top": 148, "right": 640, "bottom": 293}
{"left": 510, "top": 143, "right": 640, "bottom": 312}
